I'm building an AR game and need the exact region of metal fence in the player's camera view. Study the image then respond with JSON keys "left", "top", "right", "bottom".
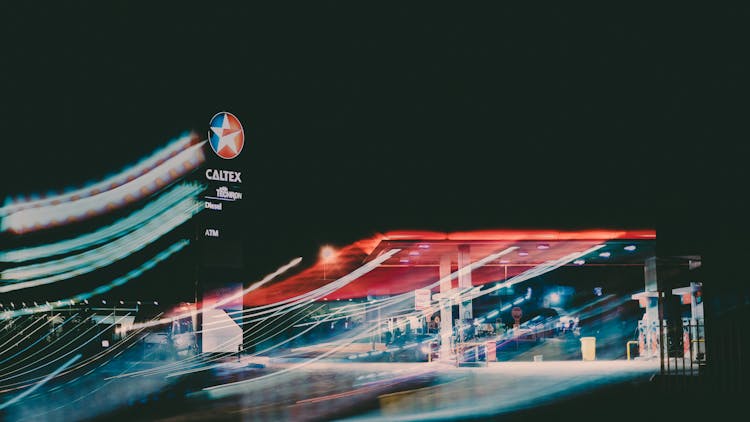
{"left": 660, "top": 319, "right": 706, "bottom": 376}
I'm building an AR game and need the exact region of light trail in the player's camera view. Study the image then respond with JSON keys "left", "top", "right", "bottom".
{"left": 220, "top": 248, "right": 401, "bottom": 321}
{"left": 1, "top": 140, "right": 206, "bottom": 234}
{"left": 0, "top": 354, "right": 82, "bottom": 411}
{"left": 125, "top": 256, "right": 304, "bottom": 333}
{"left": 0, "top": 239, "right": 190, "bottom": 320}
{"left": 25, "top": 315, "right": 171, "bottom": 420}
{"left": 0, "top": 314, "right": 79, "bottom": 366}
{"left": 0, "top": 132, "right": 196, "bottom": 216}
{"left": 0, "top": 315, "right": 96, "bottom": 375}
{"left": 112, "top": 250, "right": 401, "bottom": 379}
{"left": 1, "top": 198, "right": 200, "bottom": 287}
{"left": 6, "top": 312, "right": 168, "bottom": 396}
{"left": 165, "top": 304, "right": 325, "bottom": 379}
{"left": 290, "top": 247, "right": 521, "bottom": 331}
{"left": 95, "top": 246, "right": 603, "bottom": 382}
{"left": 0, "top": 313, "right": 128, "bottom": 386}
{"left": 202, "top": 317, "right": 387, "bottom": 398}
{"left": 0, "top": 314, "right": 52, "bottom": 353}
{"left": 0, "top": 182, "right": 203, "bottom": 263}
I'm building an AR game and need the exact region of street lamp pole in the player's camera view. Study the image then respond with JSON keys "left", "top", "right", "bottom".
{"left": 320, "top": 245, "right": 335, "bottom": 281}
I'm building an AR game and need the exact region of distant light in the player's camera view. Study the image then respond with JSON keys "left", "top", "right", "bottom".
{"left": 599, "top": 252, "right": 611, "bottom": 258}
{"left": 320, "top": 245, "right": 336, "bottom": 262}
{"left": 119, "top": 300, "right": 124, "bottom": 305}
{"left": 84, "top": 299, "right": 89, "bottom": 304}
{"left": 33, "top": 302, "right": 38, "bottom": 306}
{"left": 101, "top": 340, "right": 110, "bottom": 348}
{"left": 102, "top": 300, "right": 107, "bottom": 304}
{"left": 573, "top": 259, "right": 585, "bottom": 266}
{"left": 22, "top": 302, "right": 26, "bottom": 307}
{"left": 153, "top": 301, "right": 158, "bottom": 305}
{"left": 323, "top": 298, "right": 328, "bottom": 301}
{"left": 399, "top": 258, "right": 410, "bottom": 264}
{"left": 594, "top": 287, "right": 603, "bottom": 296}
{"left": 526, "top": 287, "right": 532, "bottom": 299}
{"left": 408, "top": 251, "right": 420, "bottom": 256}
{"left": 136, "top": 301, "right": 141, "bottom": 305}
{"left": 499, "top": 259, "right": 511, "bottom": 264}
{"left": 418, "top": 244, "right": 430, "bottom": 249}
{"left": 518, "top": 250, "right": 529, "bottom": 257}
{"left": 537, "top": 244, "right": 550, "bottom": 250}
{"left": 549, "top": 292, "right": 561, "bottom": 304}
{"left": 624, "top": 245, "right": 637, "bottom": 251}
{"left": 348, "top": 298, "right": 353, "bottom": 301}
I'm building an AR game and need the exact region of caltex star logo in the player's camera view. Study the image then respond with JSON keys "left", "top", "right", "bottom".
{"left": 208, "top": 112, "right": 244, "bottom": 159}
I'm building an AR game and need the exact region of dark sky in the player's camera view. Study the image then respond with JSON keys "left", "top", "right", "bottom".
{"left": 1, "top": 3, "right": 748, "bottom": 300}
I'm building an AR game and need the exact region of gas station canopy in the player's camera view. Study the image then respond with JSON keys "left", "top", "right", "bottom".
{"left": 245, "top": 229, "right": 655, "bottom": 306}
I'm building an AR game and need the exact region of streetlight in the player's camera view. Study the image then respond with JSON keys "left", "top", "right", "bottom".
{"left": 320, "top": 245, "right": 336, "bottom": 280}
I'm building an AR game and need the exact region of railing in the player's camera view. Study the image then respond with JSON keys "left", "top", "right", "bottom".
{"left": 661, "top": 319, "right": 706, "bottom": 376}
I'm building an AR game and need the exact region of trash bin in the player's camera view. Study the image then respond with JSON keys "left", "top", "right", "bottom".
{"left": 580, "top": 336, "right": 596, "bottom": 361}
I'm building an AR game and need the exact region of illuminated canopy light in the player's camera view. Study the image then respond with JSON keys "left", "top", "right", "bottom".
{"left": 624, "top": 245, "right": 637, "bottom": 251}
{"left": 1, "top": 140, "right": 206, "bottom": 234}
{"left": 0, "top": 132, "right": 198, "bottom": 216}
{"left": 0, "top": 240, "right": 189, "bottom": 320}
{"left": 464, "top": 245, "right": 605, "bottom": 302}
{"left": 0, "top": 199, "right": 201, "bottom": 292}
{"left": 320, "top": 245, "right": 336, "bottom": 262}
{"left": 0, "top": 182, "right": 204, "bottom": 263}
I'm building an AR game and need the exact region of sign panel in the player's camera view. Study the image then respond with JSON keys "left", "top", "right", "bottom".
{"left": 511, "top": 306, "right": 522, "bottom": 320}
{"left": 208, "top": 111, "right": 244, "bottom": 160}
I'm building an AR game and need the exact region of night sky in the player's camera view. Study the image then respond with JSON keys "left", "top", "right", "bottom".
{"left": 1, "top": 3, "right": 747, "bottom": 301}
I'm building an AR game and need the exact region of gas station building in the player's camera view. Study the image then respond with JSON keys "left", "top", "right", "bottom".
{"left": 245, "top": 229, "right": 705, "bottom": 368}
